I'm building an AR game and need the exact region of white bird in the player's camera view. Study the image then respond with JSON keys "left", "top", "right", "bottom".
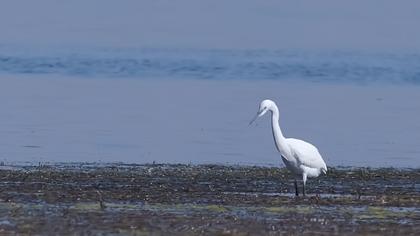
{"left": 250, "top": 99, "right": 327, "bottom": 196}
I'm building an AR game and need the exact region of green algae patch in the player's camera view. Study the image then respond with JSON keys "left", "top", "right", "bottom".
{"left": 144, "top": 203, "right": 230, "bottom": 214}
{"left": 194, "top": 204, "right": 229, "bottom": 213}
{"left": 367, "top": 207, "right": 397, "bottom": 219}
{"left": 263, "top": 206, "right": 314, "bottom": 214}
{"left": 114, "top": 229, "right": 151, "bottom": 236}
{"left": 105, "top": 202, "right": 141, "bottom": 210}
{"left": 357, "top": 207, "right": 415, "bottom": 220}
{"left": 71, "top": 202, "right": 103, "bottom": 211}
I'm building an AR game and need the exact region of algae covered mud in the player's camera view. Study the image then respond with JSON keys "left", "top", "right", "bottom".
{"left": 0, "top": 164, "right": 419, "bottom": 235}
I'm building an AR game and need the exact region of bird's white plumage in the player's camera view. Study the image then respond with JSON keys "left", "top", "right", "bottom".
{"left": 287, "top": 138, "right": 327, "bottom": 174}
{"left": 250, "top": 99, "right": 327, "bottom": 196}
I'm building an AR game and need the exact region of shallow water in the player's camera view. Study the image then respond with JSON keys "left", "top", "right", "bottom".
{"left": 1, "top": 48, "right": 420, "bottom": 167}
{"left": 0, "top": 75, "right": 419, "bottom": 167}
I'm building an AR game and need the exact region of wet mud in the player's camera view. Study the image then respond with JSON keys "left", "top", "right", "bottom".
{"left": 0, "top": 164, "right": 419, "bottom": 235}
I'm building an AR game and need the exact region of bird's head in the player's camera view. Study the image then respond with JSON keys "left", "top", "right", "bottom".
{"left": 249, "top": 99, "right": 276, "bottom": 125}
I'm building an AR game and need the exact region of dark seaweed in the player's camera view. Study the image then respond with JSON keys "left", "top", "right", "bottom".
{"left": 0, "top": 164, "right": 419, "bottom": 235}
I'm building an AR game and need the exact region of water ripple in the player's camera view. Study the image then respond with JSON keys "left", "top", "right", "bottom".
{"left": 1, "top": 49, "right": 420, "bottom": 84}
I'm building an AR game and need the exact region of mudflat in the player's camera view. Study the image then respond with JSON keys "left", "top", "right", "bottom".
{"left": 0, "top": 163, "right": 418, "bottom": 235}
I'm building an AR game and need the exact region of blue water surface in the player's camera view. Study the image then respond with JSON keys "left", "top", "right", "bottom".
{"left": 1, "top": 46, "right": 420, "bottom": 84}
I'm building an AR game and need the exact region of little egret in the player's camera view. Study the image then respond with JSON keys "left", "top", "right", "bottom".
{"left": 250, "top": 99, "right": 327, "bottom": 196}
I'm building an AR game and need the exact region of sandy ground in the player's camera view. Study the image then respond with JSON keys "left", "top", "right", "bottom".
{"left": 0, "top": 163, "right": 419, "bottom": 235}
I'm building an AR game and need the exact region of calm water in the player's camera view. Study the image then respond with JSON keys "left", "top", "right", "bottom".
{"left": 0, "top": 47, "right": 419, "bottom": 167}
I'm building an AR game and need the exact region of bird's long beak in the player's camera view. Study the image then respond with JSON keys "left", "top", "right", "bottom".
{"left": 249, "top": 111, "right": 260, "bottom": 125}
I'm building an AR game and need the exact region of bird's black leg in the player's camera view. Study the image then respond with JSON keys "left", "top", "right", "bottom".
{"left": 303, "top": 182, "right": 306, "bottom": 196}
{"left": 294, "top": 179, "right": 299, "bottom": 196}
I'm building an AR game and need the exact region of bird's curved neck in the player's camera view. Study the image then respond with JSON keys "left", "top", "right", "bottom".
{"left": 270, "top": 107, "right": 291, "bottom": 157}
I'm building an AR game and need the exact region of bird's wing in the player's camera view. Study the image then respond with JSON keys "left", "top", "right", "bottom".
{"left": 287, "top": 138, "right": 327, "bottom": 170}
